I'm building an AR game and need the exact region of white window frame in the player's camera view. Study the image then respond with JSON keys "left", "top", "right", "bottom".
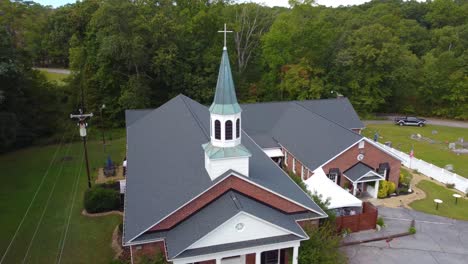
{"left": 292, "top": 158, "right": 296, "bottom": 173}
{"left": 284, "top": 151, "right": 288, "bottom": 165}
{"left": 301, "top": 166, "right": 304, "bottom": 179}
{"left": 358, "top": 141, "right": 365, "bottom": 149}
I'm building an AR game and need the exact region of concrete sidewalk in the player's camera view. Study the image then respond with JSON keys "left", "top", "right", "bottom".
{"left": 341, "top": 207, "right": 468, "bottom": 264}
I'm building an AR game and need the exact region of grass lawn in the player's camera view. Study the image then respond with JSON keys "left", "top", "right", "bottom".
{"left": 37, "top": 69, "right": 69, "bottom": 85}
{"left": 410, "top": 180, "right": 468, "bottom": 221}
{"left": 0, "top": 129, "right": 126, "bottom": 263}
{"left": 362, "top": 124, "right": 468, "bottom": 178}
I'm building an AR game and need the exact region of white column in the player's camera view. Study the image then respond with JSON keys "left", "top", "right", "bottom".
{"left": 255, "top": 251, "right": 261, "bottom": 264}
{"left": 216, "top": 258, "right": 221, "bottom": 264}
{"left": 292, "top": 246, "right": 299, "bottom": 264}
{"left": 374, "top": 180, "right": 380, "bottom": 198}
{"left": 353, "top": 182, "right": 357, "bottom": 196}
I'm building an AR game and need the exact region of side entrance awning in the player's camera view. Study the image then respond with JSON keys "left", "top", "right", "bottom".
{"left": 343, "top": 162, "right": 384, "bottom": 183}
{"left": 305, "top": 168, "right": 362, "bottom": 209}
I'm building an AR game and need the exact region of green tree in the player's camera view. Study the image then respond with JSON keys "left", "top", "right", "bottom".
{"left": 298, "top": 222, "right": 346, "bottom": 264}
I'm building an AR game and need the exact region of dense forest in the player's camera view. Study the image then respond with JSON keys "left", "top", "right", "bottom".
{"left": 0, "top": 0, "right": 467, "bottom": 151}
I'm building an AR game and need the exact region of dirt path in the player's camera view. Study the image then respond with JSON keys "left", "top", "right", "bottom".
{"left": 33, "top": 67, "right": 71, "bottom": 74}
{"left": 367, "top": 170, "right": 428, "bottom": 208}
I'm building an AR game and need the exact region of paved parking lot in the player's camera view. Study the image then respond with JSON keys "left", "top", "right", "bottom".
{"left": 341, "top": 207, "right": 468, "bottom": 264}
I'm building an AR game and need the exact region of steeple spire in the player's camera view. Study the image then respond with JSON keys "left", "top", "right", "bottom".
{"left": 203, "top": 24, "right": 251, "bottom": 181}
{"left": 210, "top": 24, "right": 241, "bottom": 115}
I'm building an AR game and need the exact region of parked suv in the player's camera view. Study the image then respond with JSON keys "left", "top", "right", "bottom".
{"left": 394, "top": 116, "right": 426, "bottom": 127}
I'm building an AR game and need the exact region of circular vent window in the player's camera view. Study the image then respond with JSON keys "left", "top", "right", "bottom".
{"left": 357, "top": 154, "right": 364, "bottom": 161}
{"left": 235, "top": 223, "right": 245, "bottom": 232}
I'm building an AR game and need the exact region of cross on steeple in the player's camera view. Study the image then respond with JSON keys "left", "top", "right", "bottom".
{"left": 218, "top": 23, "right": 233, "bottom": 50}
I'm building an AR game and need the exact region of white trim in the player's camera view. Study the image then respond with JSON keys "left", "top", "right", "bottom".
{"left": 292, "top": 158, "right": 296, "bottom": 173}
{"left": 316, "top": 139, "right": 362, "bottom": 170}
{"left": 315, "top": 137, "right": 402, "bottom": 172}
{"left": 284, "top": 150, "right": 288, "bottom": 165}
{"left": 263, "top": 148, "right": 284, "bottom": 158}
{"left": 343, "top": 170, "right": 384, "bottom": 183}
{"left": 178, "top": 212, "right": 306, "bottom": 258}
{"left": 363, "top": 138, "right": 403, "bottom": 161}
{"left": 126, "top": 171, "right": 325, "bottom": 244}
{"left": 301, "top": 166, "right": 304, "bottom": 180}
{"left": 171, "top": 240, "right": 303, "bottom": 263}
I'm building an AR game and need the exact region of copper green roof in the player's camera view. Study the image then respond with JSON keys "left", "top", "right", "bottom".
{"left": 209, "top": 49, "right": 242, "bottom": 115}
{"left": 202, "top": 142, "right": 251, "bottom": 159}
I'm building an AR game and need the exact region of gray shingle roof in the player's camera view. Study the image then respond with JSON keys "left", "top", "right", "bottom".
{"left": 343, "top": 162, "right": 378, "bottom": 182}
{"left": 176, "top": 234, "right": 302, "bottom": 259}
{"left": 241, "top": 101, "right": 363, "bottom": 170}
{"left": 295, "top": 98, "right": 364, "bottom": 129}
{"left": 123, "top": 95, "right": 325, "bottom": 244}
{"left": 164, "top": 191, "right": 309, "bottom": 259}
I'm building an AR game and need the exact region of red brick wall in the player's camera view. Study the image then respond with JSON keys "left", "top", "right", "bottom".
{"left": 131, "top": 241, "right": 166, "bottom": 262}
{"left": 149, "top": 176, "right": 308, "bottom": 232}
{"left": 323, "top": 141, "right": 401, "bottom": 186}
{"left": 246, "top": 253, "right": 256, "bottom": 264}
{"left": 282, "top": 147, "right": 312, "bottom": 180}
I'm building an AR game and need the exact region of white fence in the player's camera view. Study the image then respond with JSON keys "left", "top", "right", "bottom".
{"left": 375, "top": 141, "right": 468, "bottom": 194}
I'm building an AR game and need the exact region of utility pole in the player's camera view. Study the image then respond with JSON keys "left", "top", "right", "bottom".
{"left": 100, "top": 104, "right": 106, "bottom": 148}
{"left": 70, "top": 109, "right": 93, "bottom": 188}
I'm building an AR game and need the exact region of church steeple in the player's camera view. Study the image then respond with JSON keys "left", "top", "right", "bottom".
{"left": 209, "top": 48, "right": 242, "bottom": 115}
{"left": 203, "top": 24, "right": 251, "bottom": 181}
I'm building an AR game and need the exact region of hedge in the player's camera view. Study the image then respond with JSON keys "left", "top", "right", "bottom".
{"left": 84, "top": 186, "right": 120, "bottom": 213}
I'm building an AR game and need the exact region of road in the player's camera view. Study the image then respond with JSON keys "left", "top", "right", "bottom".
{"left": 342, "top": 207, "right": 468, "bottom": 264}
{"left": 364, "top": 116, "right": 468, "bottom": 129}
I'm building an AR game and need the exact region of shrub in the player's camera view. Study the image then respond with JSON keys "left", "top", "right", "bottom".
{"left": 387, "top": 181, "right": 396, "bottom": 194}
{"left": 446, "top": 183, "right": 455, "bottom": 189}
{"left": 84, "top": 186, "right": 120, "bottom": 213}
{"left": 378, "top": 180, "right": 389, "bottom": 198}
{"left": 409, "top": 226, "right": 416, "bottom": 234}
{"left": 399, "top": 168, "right": 413, "bottom": 186}
{"left": 376, "top": 217, "right": 385, "bottom": 227}
{"left": 396, "top": 186, "right": 409, "bottom": 195}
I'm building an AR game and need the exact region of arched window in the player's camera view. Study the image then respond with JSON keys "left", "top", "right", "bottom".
{"left": 215, "top": 120, "right": 221, "bottom": 140}
{"left": 236, "top": 118, "right": 240, "bottom": 138}
{"left": 225, "top": 120, "right": 233, "bottom": 140}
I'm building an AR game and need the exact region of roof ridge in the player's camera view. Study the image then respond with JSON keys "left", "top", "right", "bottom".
{"left": 240, "top": 97, "right": 350, "bottom": 106}
{"left": 180, "top": 95, "right": 210, "bottom": 140}
{"left": 293, "top": 101, "right": 362, "bottom": 138}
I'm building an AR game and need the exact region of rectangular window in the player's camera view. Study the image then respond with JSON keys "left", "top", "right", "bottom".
{"left": 327, "top": 173, "right": 338, "bottom": 183}
{"left": 284, "top": 151, "right": 288, "bottom": 165}
{"left": 301, "top": 166, "right": 304, "bottom": 179}
{"left": 292, "top": 158, "right": 296, "bottom": 173}
{"left": 358, "top": 141, "right": 365, "bottom": 149}
{"left": 261, "top": 250, "right": 279, "bottom": 264}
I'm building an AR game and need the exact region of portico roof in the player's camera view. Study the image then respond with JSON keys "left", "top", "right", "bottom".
{"left": 343, "top": 162, "right": 384, "bottom": 183}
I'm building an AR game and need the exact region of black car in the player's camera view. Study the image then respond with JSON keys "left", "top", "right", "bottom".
{"left": 394, "top": 116, "right": 427, "bottom": 127}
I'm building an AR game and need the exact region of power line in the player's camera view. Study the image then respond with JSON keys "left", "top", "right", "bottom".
{"left": 21, "top": 131, "right": 76, "bottom": 264}
{"left": 55, "top": 151, "right": 84, "bottom": 264}
{"left": 0, "top": 125, "right": 71, "bottom": 264}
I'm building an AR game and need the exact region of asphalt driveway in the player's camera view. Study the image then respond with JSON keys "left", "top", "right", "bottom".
{"left": 342, "top": 207, "right": 468, "bottom": 264}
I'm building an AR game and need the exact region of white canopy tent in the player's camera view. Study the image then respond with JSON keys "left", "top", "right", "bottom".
{"left": 304, "top": 168, "right": 362, "bottom": 209}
